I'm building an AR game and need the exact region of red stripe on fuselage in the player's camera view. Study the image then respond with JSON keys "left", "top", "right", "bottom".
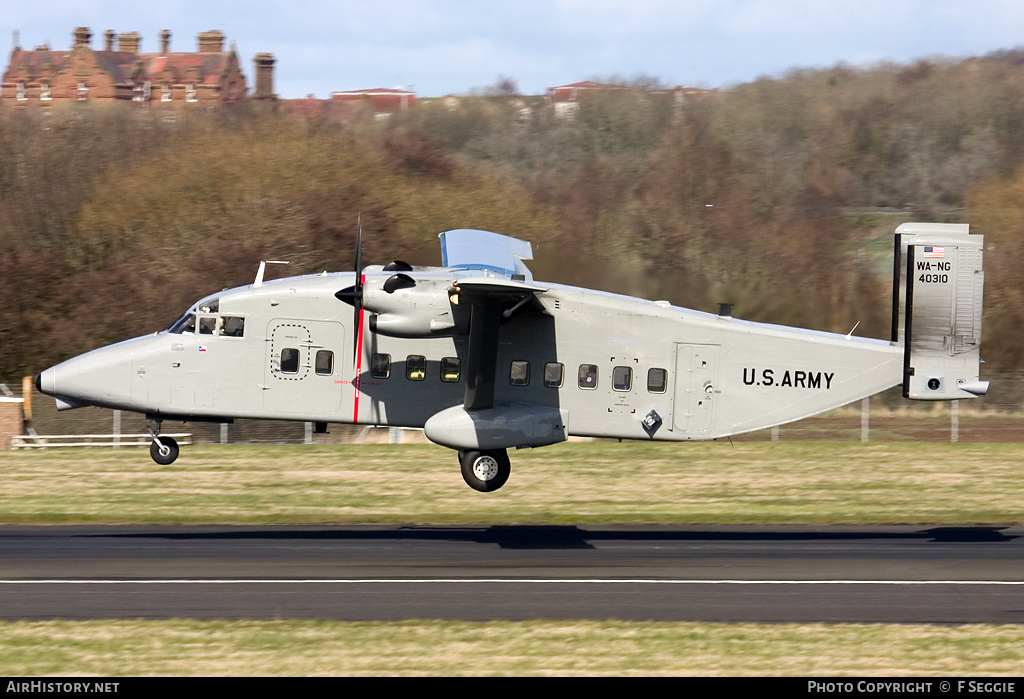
{"left": 353, "top": 275, "right": 365, "bottom": 423}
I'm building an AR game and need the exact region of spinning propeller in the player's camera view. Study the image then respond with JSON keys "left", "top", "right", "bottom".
{"left": 334, "top": 219, "right": 418, "bottom": 361}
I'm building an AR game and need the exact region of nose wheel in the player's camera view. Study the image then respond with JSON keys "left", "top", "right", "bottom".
{"left": 460, "top": 449, "right": 510, "bottom": 492}
{"left": 147, "top": 420, "right": 179, "bottom": 465}
{"left": 150, "top": 437, "right": 179, "bottom": 465}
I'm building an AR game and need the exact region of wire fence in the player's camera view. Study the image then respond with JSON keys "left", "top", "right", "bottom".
{"left": 3, "top": 372, "right": 1024, "bottom": 447}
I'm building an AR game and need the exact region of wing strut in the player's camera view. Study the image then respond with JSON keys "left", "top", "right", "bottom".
{"left": 463, "top": 300, "right": 502, "bottom": 411}
{"left": 454, "top": 278, "right": 547, "bottom": 412}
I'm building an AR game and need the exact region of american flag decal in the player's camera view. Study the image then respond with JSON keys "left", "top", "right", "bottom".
{"left": 923, "top": 246, "right": 945, "bottom": 259}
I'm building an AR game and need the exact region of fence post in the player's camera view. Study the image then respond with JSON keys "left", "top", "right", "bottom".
{"left": 113, "top": 410, "right": 121, "bottom": 448}
{"left": 861, "top": 397, "right": 870, "bottom": 442}
{"left": 951, "top": 399, "right": 959, "bottom": 443}
{"left": 220, "top": 423, "right": 228, "bottom": 444}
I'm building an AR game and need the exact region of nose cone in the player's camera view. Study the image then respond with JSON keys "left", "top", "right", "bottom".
{"left": 37, "top": 340, "right": 136, "bottom": 410}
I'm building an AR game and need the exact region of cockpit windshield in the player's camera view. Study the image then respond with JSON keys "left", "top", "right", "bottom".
{"left": 168, "top": 312, "right": 196, "bottom": 334}
{"left": 167, "top": 298, "right": 243, "bottom": 337}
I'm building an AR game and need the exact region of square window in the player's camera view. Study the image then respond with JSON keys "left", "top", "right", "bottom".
{"left": 543, "top": 363, "right": 564, "bottom": 388}
{"left": 510, "top": 360, "right": 530, "bottom": 386}
{"left": 371, "top": 353, "right": 391, "bottom": 379}
{"left": 315, "top": 350, "right": 334, "bottom": 376}
{"left": 648, "top": 368, "right": 668, "bottom": 393}
{"left": 280, "top": 348, "right": 299, "bottom": 374}
{"left": 578, "top": 364, "right": 598, "bottom": 389}
{"left": 407, "top": 355, "right": 426, "bottom": 380}
{"left": 613, "top": 366, "right": 632, "bottom": 392}
{"left": 220, "top": 316, "right": 245, "bottom": 337}
{"left": 198, "top": 317, "right": 217, "bottom": 335}
{"left": 441, "top": 357, "right": 461, "bottom": 382}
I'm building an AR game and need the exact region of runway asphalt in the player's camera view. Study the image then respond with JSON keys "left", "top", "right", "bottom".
{"left": 1, "top": 524, "right": 1022, "bottom": 622}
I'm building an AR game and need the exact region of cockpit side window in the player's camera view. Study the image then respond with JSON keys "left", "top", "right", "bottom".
{"left": 220, "top": 316, "right": 245, "bottom": 337}
{"left": 198, "top": 316, "right": 217, "bottom": 335}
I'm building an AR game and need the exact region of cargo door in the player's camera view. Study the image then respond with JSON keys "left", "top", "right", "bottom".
{"left": 673, "top": 344, "right": 719, "bottom": 435}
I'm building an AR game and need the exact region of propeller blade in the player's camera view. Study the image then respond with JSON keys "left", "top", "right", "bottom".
{"left": 352, "top": 217, "right": 365, "bottom": 365}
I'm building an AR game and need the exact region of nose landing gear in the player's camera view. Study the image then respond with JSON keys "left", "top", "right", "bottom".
{"left": 147, "top": 420, "right": 179, "bottom": 465}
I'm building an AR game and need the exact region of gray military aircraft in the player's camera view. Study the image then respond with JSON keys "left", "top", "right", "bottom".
{"left": 36, "top": 222, "right": 987, "bottom": 491}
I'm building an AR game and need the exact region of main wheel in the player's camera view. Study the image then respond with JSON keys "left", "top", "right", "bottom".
{"left": 150, "top": 436, "right": 179, "bottom": 465}
{"left": 460, "top": 449, "right": 510, "bottom": 492}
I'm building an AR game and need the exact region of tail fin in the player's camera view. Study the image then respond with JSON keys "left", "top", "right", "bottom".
{"left": 892, "top": 222, "right": 987, "bottom": 400}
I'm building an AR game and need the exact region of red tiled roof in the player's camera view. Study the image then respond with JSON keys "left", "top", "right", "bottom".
{"left": 4, "top": 47, "right": 235, "bottom": 87}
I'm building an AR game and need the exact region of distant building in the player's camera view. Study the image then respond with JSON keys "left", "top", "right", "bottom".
{"left": 546, "top": 80, "right": 718, "bottom": 119}
{"left": 1, "top": 27, "right": 274, "bottom": 111}
{"left": 545, "top": 81, "right": 628, "bottom": 118}
{"left": 331, "top": 87, "right": 417, "bottom": 118}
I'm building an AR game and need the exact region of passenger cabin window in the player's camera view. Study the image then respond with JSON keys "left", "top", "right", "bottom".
{"left": 578, "top": 364, "right": 598, "bottom": 389}
{"left": 280, "top": 348, "right": 299, "bottom": 374}
{"left": 315, "top": 350, "right": 334, "bottom": 376}
{"left": 613, "top": 366, "right": 632, "bottom": 392}
{"left": 371, "top": 354, "right": 391, "bottom": 379}
{"left": 544, "top": 363, "right": 564, "bottom": 388}
{"left": 407, "top": 355, "right": 426, "bottom": 381}
{"left": 441, "top": 357, "right": 461, "bottom": 383}
{"left": 510, "top": 361, "right": 530, "bottom": 386}
{"left": 648, "top": 368, "right": 668, "bottom": 393}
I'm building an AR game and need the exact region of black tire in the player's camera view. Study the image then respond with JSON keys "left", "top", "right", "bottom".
{"left": 150, "top": 436, "right": 179, "bottom": 465}
{"left": 460, "top": 449, "right": 510, "bottom": 492}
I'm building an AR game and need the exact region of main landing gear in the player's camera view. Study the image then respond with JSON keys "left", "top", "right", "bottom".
{"left": 459, "top": 449, "right": 511, "bottom": 492}
{"left": 147, "top": 419, "right": 179, "bottom": 465}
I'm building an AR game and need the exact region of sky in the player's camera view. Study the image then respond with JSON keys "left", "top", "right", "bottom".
{"left": 6, "top": 1, "right": 1024, "bottom": 99}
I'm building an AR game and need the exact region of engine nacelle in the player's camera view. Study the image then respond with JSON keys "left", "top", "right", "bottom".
{"left": 363, "top": 276, "right": 467, "bottom": 338}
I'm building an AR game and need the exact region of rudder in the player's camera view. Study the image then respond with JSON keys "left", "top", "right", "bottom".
{"left": 893, "top": 222, "right": 987, "bottom": 400}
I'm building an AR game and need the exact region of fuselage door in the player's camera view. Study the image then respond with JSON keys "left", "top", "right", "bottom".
{"left": 265, "top": 320, "right": 344, "bottom": 417}
{"left": 673, "top": 343, "right": 720, "bottom": 435}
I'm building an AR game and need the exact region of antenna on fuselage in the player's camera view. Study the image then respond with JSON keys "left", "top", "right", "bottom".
{"left": 253, "top": 260, "right": 289, "bottom": 288}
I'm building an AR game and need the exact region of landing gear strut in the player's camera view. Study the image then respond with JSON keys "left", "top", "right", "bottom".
{"left": 460, "top": 449, "right": 510, "bottom": 492}
{"left": 147, "top": 419, "right": 179, "bottom": 465}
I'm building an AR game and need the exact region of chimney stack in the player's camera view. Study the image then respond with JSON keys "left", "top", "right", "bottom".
{"left": 197, "top": 30, "right": 224, "bottom": 53}
{"left": 104, "top": 29, "right": 114, "bottom": 51}
{"left": 253, "top": 53, "right": 277, "bottom": 99}
{"left": 118, "top": 32, "right": 140, "bottom": 53}
{"left": 160, "top": 29, "right": 170, "bottom": 54}
{"left": 73, "top": 27, "right": 92, "bottom": 49}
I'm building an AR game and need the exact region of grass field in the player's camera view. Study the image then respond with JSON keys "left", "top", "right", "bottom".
{"left": 2, "top": 441, "right": 1022, "bottom": 676}
{"left": 1, "top": 441, "right": 1022, "bottom": 525}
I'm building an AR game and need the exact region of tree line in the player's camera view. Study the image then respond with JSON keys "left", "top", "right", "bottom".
{"left": 3, "top": 49, "right": 1024, "bottom": 382}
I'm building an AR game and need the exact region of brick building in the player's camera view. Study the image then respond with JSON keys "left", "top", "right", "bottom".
{"left": 1, "top": 27, "right": 274, "bottom": 111}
